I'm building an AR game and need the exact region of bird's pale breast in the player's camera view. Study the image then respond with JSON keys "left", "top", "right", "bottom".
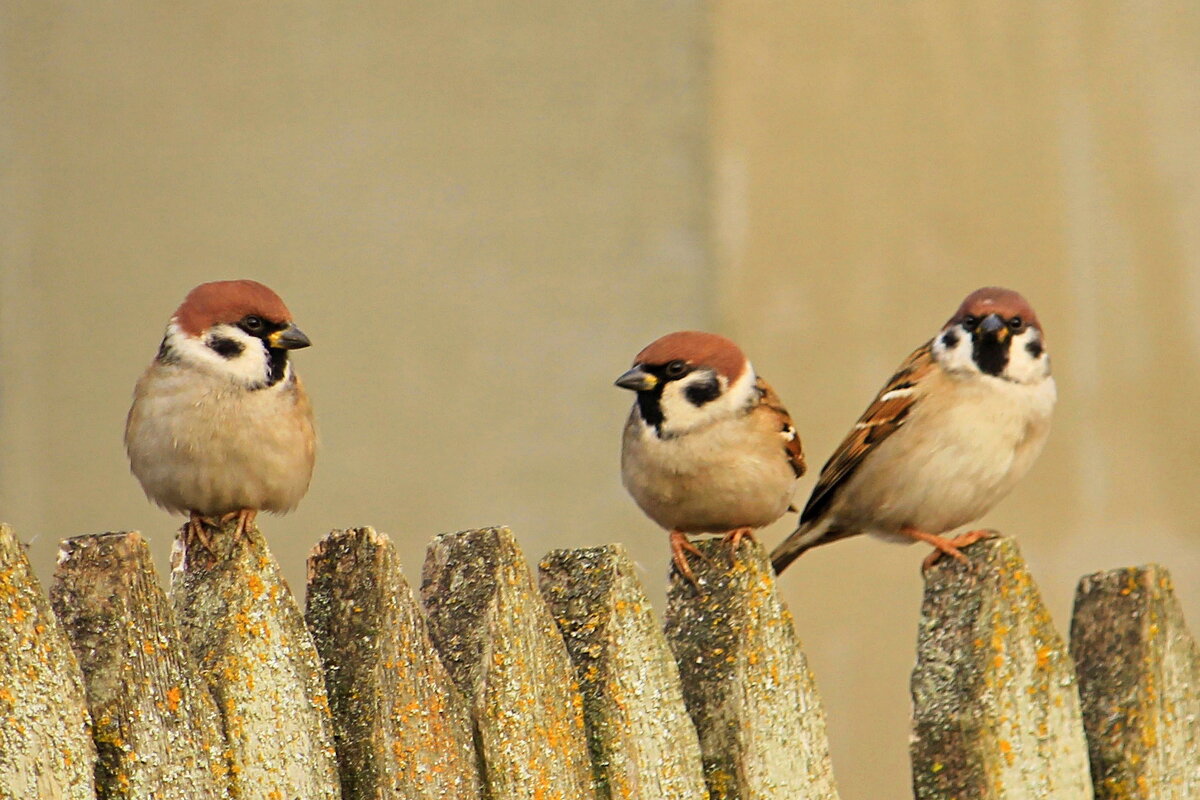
{"left": 125, "top": 363, "right": 315, "bottom": 516}
{"left": 621, "top": 407, "right": 796, "bottom": 533}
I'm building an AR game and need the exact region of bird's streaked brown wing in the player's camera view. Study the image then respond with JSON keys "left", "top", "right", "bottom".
{"left": 755, "top": 376, "right": 806, "bottom": 479}
{"left": 798, "top": 341, "right": 935, "bottom": 526}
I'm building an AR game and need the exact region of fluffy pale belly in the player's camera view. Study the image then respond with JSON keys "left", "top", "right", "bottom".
{"left": 126, "top": 371, "right": 315, "bottom": 516}
{"left": 832, "top": 380, "right": 1052, "bottom": 539}
{"left": 622, "top": 419, "right": 796, "bottom": 534}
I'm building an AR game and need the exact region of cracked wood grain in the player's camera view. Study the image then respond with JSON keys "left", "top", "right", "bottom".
{"left": 0, "top": 522, "right": 97, "bottom": 800}
{"left": 170, "top": 519, "right": 340, "bottom": 800}
{"left": 910, "top": 536, "right": 1093, "bottom": 800}
{"left": 663, "top": 537, "right": 841, "bottom": 800}
{"left": 306, "top": 527, "right": 482, "bottom": 800}
{"left": 51, "top": 531, "right": 227, "bottom": 799}
{"left": 1071, "top": 564, "right": 1200, "bottom": 800}
{"left": 539, "top": 544, "right": 707, "bottom": 800}
{"left": 422, "top": 526, "right": 596, "bottom": 800}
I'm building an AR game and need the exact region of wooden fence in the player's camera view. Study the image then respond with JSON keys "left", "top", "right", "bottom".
{"left": 0, "top": 518, "right": 1196, "bottom": 800}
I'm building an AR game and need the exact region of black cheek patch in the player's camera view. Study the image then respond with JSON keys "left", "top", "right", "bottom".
{"left": 940, "top": 330, "right": 960, "bottom": 349}
{"left": 209, "top": 336, "right": 245, "bottom": 359}
{"left": 156, "top": 335, "right": 178, "bottom": 364}
{"left": 684, "top": 378, "right": 722, "bottom": 407}
{"left": 1025, "top": 339, "right": 1044, "bottom": 358}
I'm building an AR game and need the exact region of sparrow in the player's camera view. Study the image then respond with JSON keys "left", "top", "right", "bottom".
{"left": 616, "top": 331, "right": 805, "bottom": 583}
{"left": 770, "top": 287, "right": 1056, "bottom": 575}
{"left": 125, "top": 280, "right": 316, "bottom": 548}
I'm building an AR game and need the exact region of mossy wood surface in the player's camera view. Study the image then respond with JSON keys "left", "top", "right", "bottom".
{"left": 0, "top": 523, "right": 97, "bottom": 800}
{"left": 664, "top": 538, "right": 841, "bottom": 800}
{"left": 306, "top": 527, "right": 481, "bottom": 800}
{"left": 1071, "top": 564, "right": 1200, "bottom": 800}
{"left": 170, "top": 520, "right": 340, "bottom": 800}
{"left": 422, "top": 527, "right": 596, "bottom": 800}
{"left": 910, "top": 536, "right": 1093, "bottom": 800}
{"left": 51, "top": 531, "right": 227, "bottom": 799}
{"left": 539, "top": 544, "right": 707, "bottom": 800}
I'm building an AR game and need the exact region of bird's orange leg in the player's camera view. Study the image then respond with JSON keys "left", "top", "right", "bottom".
{"left": 220, "top": 509, "right": 257, "bottom": 543}
{"left": 670, "top": 530, "right": 712, "bottom": 587}
{"left": 187, "top": 511, "right": 214, "bottom": 552}
{"left": 722, "top": 527, "right": 756, "bottom": 551}
{"left": 900, "top": 526, "right": 998, "bottom": 571}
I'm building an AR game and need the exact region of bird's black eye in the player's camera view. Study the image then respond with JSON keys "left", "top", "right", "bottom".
{"left": 962, "top": 315, "right": 979, "bottom": 331}
{"left": 240, "top": 315, "right": 265, "bottom": 334}
{"left": 1008, "top": 316, "right": 1024, "bottom": 331}
{"left": 664, "top": 360, "right": 689, "bottom": 378}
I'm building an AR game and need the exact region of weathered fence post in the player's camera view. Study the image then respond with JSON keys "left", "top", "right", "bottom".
{"left": 0, "top": 523, "right": 96, "bottom": 800}
{"left": 170, "top": 520, "right": 340, "bottom": 800}
{"left": 421, "top": 526, "right": 597, "bottom": 800}
{"left": 663, "top": 537, "right": 841, "bottom": 800}
{"left": 1070, "top": 564, "right": 1200, "bottom": 799}
{"left": 306, "top": 527, "right": 482, "bottom": 800}
{"left": 538, "top": 544, "right": 707, "bottom": 800}
{"left": 50, "top": 531, "right": 228, "bottom": 799}
{"left": 910, "top": 536, "right": 1093, "bottom": 799}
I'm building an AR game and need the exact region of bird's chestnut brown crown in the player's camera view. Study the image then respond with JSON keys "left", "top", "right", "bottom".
{"left": 173, "top": 280, "right": 293, "bottom": 337}
{"left": 633, "top": 331, "right": 747, "bottom": 383}
{"left": 945, "top": 286, "right": 1043, "bottom": 340}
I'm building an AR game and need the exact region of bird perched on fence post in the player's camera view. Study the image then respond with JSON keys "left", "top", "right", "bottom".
{"left": 615, "top": 331, "right": 805, "bottom": 584}
{"left": 125, "top": 280, "right": 316, "bottom": 550}
{"left": 770, "top": 287, "right": 1056, "bottom": 575}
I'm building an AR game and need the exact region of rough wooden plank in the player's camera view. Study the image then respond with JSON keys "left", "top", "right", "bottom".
{"left": 421, "top": 526, "right": 596, "bottom": 800}
{"left": 910, "top": 536, "right": 1092, "bottom": 800}
{"left": 305, "top": 527, "right": 482, "bottom": 800}
{"left": 170, "top": 519, "right": 340, "bottom": 800}
{"left": 663, "top": 537, "right": 841, "bottom": 800}
{"left": 50, "top": 531, "right": 228, "bottom": 799}
{"left": 0, "top": 522, "right": 97, "bottom": 800}
{"left": 538, "top": 544, "right": 707, "bottom": 800}
{"left": 1070, "top": 564, "right": 1200, "bottom": 799}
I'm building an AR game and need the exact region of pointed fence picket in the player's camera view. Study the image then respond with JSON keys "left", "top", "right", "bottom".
{"left": 0, "top": 520, "right": 1194, "bottom": 799}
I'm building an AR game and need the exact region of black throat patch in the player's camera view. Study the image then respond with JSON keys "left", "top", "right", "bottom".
{"left": 635, "top": 384, "right": 666, "bottom": 434}
{"left": 972, "top": 334, "right": 1010, "bottom": 376}
{"left": 266, "top": 349, "right": 289, "bottom": 387}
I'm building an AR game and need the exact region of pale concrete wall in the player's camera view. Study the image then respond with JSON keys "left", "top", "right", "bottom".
{"left": 0, "top": 4, "right": 708, "bottom": 603}
{"left": 711, "top": 2, "right": 1200, "bottom": 798}
{"left": 2, "top": 3, "right": 1198, "bottom": 799}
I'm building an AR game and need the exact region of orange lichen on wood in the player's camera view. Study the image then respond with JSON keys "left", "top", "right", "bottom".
{"left": 1071, "top": 564, "right": 1200, "bottom": 800}
{"left": 664, "top": 538, "right": 841, "bottom": 800}
{"left": 172, "top": 519, "right": 338, "bottom": 800}
{"left": 910, "top": 536, "right": 1091, "bottom": 800}
{"left": 423, "top": 527, "right": 595, "bottom": 800}
{"left": 305, "top": 526, "right": 481, "bottom": 800}
{"left": 0, "top": 523, "right": 97, "bottom": 799}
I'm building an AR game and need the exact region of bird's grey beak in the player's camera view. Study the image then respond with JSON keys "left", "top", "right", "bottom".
{"left": 268, "top": 323, "right": 312, "bottom": 350}
{"left": 978, "top": 313, "right": 1008, "bottom": 342}
{"left": 615, "top": 366, "right": 657, "bottom": 392}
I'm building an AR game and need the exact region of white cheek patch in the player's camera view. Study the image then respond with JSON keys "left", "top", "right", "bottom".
{"left": 166, "top": 321, "right": 274, "bottom": 388}
{"left": 932, "top": 325, "right": 979, "bottom": 376}
{"left": 655, "top": 364, "right": 757, "bottom": 438}
{"left": 1003, "top": 328, "right": 1051, "bottom": 384}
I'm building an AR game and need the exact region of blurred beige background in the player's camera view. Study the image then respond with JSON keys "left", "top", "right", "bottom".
{"left": 3, "top": 3, "right": 1198, "bottom": 798}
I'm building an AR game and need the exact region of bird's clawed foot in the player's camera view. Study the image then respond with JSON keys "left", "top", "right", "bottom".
{"left": 219, "top": 509, "right": 257, "bottom": 542}
{"left": 722, "top": 527, "right": 756, "bottom": 553}
{"left": 185, "top": 509, "right": 257, "bottom": 558}
{"left": 670, "top": 530, "right": 713, "bottom": 588}
{"left": 186, "top": 512, "right": 216, "bottom": 554}
{"left": 901, "top": 526, "right": 999, "bottom": 573}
